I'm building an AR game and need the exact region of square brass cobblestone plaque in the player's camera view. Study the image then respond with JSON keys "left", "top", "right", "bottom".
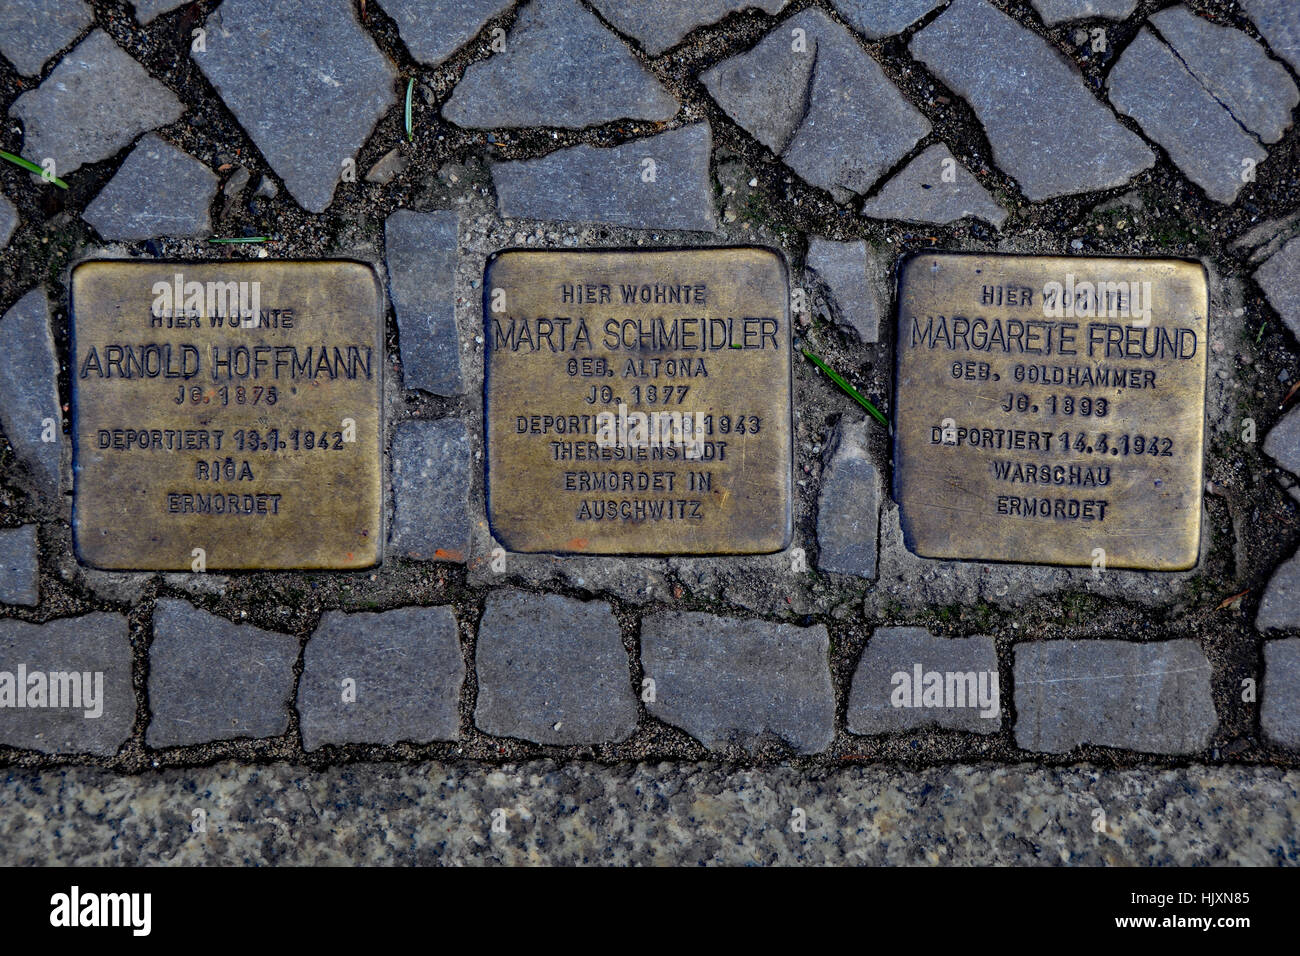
{"left": 71, "top": 261, "right": 384, "bottom": 570}
{"left": 485, "top": 248, "right": 791, "bottom": 554}
{"left": 895, "top": 253, "right": 1207, "bottom": 570}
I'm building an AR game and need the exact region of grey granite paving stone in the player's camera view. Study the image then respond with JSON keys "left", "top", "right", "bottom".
{"left": 388, "top": 420, "right": 472, "bottom": 562}
{"left": 1108, "top": 29, "right": 1266, "bottom": 205}
{"left": 11, "top": 30, "right": 184, "bottom": 180}
{"left": 1013, "top": 639, "right": 1217, "bottom": 754}
{"left": 1150, "top": 5, "right": 1298, "bottom": 145}
{"left": 847, "top": 627, "right": 1001, "bottom": 734}
{"left": 1253, "top": 236, "right": 1300, "bottom": 342}
{"left": 299, "top": 607, "right": 464, "bottom": 750}
{"left": 0, "top": 525, "right": 38, "bottom": 607}
{"left": 830, "top": 0, "right": 945, "bottom": 39}
{"left": 385, "top": 209, "right": 462, "bottom": 395}
{"left": 374, "top": 0, "right": 514, "bottom": 65}
{"left": 640, "top": 611, "right": 834, "bottom": 754}
{"left": 703, "top": 9, "right": 929, "bottom": 202}
{"left": 815, "top": 416, "right": 880, "bottom": 577}
{"left": 1240, "top": 0, "right": 1300, "bottom": 75}
{"left": 1258, "top": 550, "right": 1300, "bottom": 632}
{"left": 861, "top": 143, "right": 1007, "bottom": 227}
{"left": 442, "top": 0, "right": 678, "bottom": 129}
{"left": 194, "top": 0, "right": 397, "bottom": 213}
{"left": 0, "top": 194, "right": 16, "bottom": 249}
{"left": 1262, "top": 639, "right": 1300, "bottom": 748}
{"left": 1263, "top": 406, "right": 1300, "bottom": 477}
{"left": 475, "top": 590, "right": 637, "bottom": 745}
{"left": 0, "top": 0, "right": 92, "bottom": 76}
{"left": 0, "top": 289, "right": 61, "bottom": 499}
{"left": 132, "top": 0, "right": 189, "bottom": 24}
{"left": 146, "top": 599, "right": 298, "bottom": 748}
{"left": 83, "top": 134, "right": 217, "bottom": 240}
{"left": 1029, "top": 0, "right": 1136, "bottom": 26}
{"left": 0, "top": 613, "right": 133, "bottom": 755}
{"left": 491, "top": 124, "right": 717, "bottom": 231}
{"left": 589, "top": 0, "right": 787, "bottom": 56}
{"left": 3, "top": 761, "right": 1297, "bottom": 865}
{"left": 911, "top": 0, "right": 1153, "bottom": 201}
{"left": 806, "top": 238, "right": 881, "bottom": 341}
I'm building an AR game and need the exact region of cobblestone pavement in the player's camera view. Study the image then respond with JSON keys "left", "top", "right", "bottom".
{"left": 2, "top": 0, "right": 1300, "bottom": 864}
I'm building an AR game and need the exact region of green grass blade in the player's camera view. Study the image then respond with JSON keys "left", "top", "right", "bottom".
{"left": 801, "top": 347, "right": 889, "bottom": 428}
{"left": 0, "top": 150, "right": 68, "bottom": 189}
{"left": 208, "top": 236, "right": 271, "bottom": 244}
{"left": 405, "top": 78, "right": 415, "bottom": 142}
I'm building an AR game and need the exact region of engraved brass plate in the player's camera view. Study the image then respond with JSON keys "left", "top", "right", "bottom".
{"left": 484, "top": 248, "right": 791, "bottom": 554}
{"left": 895, "top": 253, "right": 1207, "bottom": 570}
{"left": 71, "top": 261, "right": 384, "bottom": 570}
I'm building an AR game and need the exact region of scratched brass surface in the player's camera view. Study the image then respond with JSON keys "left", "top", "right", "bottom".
{"left": 485, "top": 248, "right": 791, "bottom": 554}
{"left": 70, "top": 261, "right": 384, "bottom": 570}
{"left": 894, "top": 253, "right": 1207, "bottom": 570}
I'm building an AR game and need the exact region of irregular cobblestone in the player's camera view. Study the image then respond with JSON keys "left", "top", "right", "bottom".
{"left": 847, "top": 627, "right": 1001, "bottom": 734}
{"left": 475, "top": 590, "right": 636, "bottom": 745}
{"left": 641, "top": 611, "right": 834, "bottom": 753}
{"left": 1240, "top": 0, "right": 1300, "bottom": 75}
{"left": 805, "top": 238, "right": 881, "bottom": 341}
{"left": 861, "top": 143, "right": 1007, "bottom": 227}
{"left": 1258, "top": 550, "right": 1300, "bottom": 632}
{"left": 1263, "top": 406, "right": 1300, "bottom": 478}
{"left": 0, "top": 0, "right": 92, "bottom": 76}
{"left": 1262, "top": 639, "right": 1300, "bottom": 748}
{"left": 132, "top": 0, "right": 188, "bottom": 24}
{"left": 388, "top": 420, "right": 472, "bottom": 562}
{"left": 912, "top": 0, "right": 1152, "bottom": 200}
{"left": 591, "top": 0, "right": 787, "bottom": 56}
{"left": 830, "top": 0, "right": 945, "bottom": 39}
{"left": 0, "top": 289, "right": 61, "bottom": 499}
{"left": 195, "top": 0, "right": 397, "bottom": 213}
{"left": 0, "top": 195, "right": 15, "bottom": 249}
{"left": 1014, "top": 639, "right": 1216, "bottom": 753}
{"left": 375, "top": 0, "right": 513, "bottom": 66}
{"left": 299, "top": 607, "right": 464, "bottom": 750}
{"left": 83, "top": 134, "right": 217, "bottom": 240}
{"left": 1029, "top": 0, "right": 1136, "bottom": 26}
{"left": 1253, "top": 236, "right": 1300, "bottom": 341}
{"left": 0, "top": 613, "right": 133, "bottom": 755}
{"left": 385, "top": 209, "right": 462, "bottom": 396}
{"left": 147, "top": 599, "right": 298, "bottom": 748}
{"left": 443, "top": 0, "right": 678, "bottom": 129}
{"left": 815, "top": 416, "right": 881, "bottom": 578}
{"left": 0, "top": 526, "right": 37, "bottom": 607}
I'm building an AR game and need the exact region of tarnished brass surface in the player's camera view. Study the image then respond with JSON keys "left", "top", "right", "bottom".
{"left": 484, "top": 248, "right": 791, "bottom": 554}
{"left": 894, "top": 253, "right": 1207, "bottom": 570}
{"left": 71, "top": 261, "right": 384, "bottom": 570}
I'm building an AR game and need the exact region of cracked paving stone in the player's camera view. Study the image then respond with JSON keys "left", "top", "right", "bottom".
{"left": 491, "top": 123, "right": 717, "bottom": 231}
{"left": 806, "top": 238, "right": 882, "bottom": 341}
{"left": 703, "top": 8, "right": 929, "bottom": 202}
{"left": 912, "top": 0, "right": 1152, "bottom": 201}
{"left": 132, "top": 0, "right": 189, "bottom": 24}
{"left": 1240, "top": 0, "right": 1300, "bottom": 76}
{"left": 194, "top": 0, "right": 397, "bottom": 214}
{"left": 589, "top": 0, "right": 788, "bottom": 56}
{"left": 0, "top": 0, "right": 92, "bottom": 76}
{"left": 0, "top": 288, "right": 61, "bottom": 499}
{"left": 1029, "top": 0, "right": 1136, "bottom": 26}
{"left": 0, "top": 525, "right": 38, "bottom": 607}
{"left": 1263, "top": 406, "right": 1300, "bottom": 478}
{"left": 640, "top": 611, "right": 835, "bottom": 754}
{"left": 847, "top": 627, "right": 1001, "bottom": 734}
{"left": 1263, "top": 639, "right": 1300, "bottom": 748}
{"left": 1014, "top": 639, "right": 1217, "bottom": 754}
{"left": 12, "top": 30, "right": 183, "bottom": 180}
{"left": 299, "top": 607, "right": 464, "bottom": 750}
{"left": 0, "top": 613, "right": 133, "bottom": 755}
{"left": 1258, "top": 550, "right": 1300, "bottom": 632}
{"left": 475, "top": 590, "right": 637, "bottom": 746}
{"left": 829, "top": 0, "right": 945, "bottom": 39}
{"left": 1108, "top": 27, "right": 1266, "bottom": 205}
{"left": 442, "top": 0, "right": 678, "bottom": 129}
{"left": 816, "top": 415, "right": 881, "bottom": 577}
{"left": 385, "top": 209, "right": 462, "bottom": 395}
{"left": 374, "top": 0, "right": 513, "bottom": 65}
{"left": 861, "top": 143, "right": 1007, "bottom": 227}
{"left": 1150, "top": 5, "right": 1298, "bottom": 145}
{"left": 1253, "top": 238, "right": 1300, "bottom": 343}
{"left": 388, "top": 420, "right": 472, "bottom": 562}
{"left": 147, "top": 599, "right": 298, "bottom": 748}
{"left": 0, "top": 194, "right": 16, "bottom": 249}
{"left": 83, "top": 134, "right": 217, "bottom": 240}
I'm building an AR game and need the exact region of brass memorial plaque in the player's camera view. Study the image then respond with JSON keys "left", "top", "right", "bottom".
{"left": 484, "top": 248, "right": 791, "bottom": 554}
{"left": 70, "top": 261, "right": 384, "bottom": 570}
{"left": 895, "top": 253, "right": 1207, "bottom": 570}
